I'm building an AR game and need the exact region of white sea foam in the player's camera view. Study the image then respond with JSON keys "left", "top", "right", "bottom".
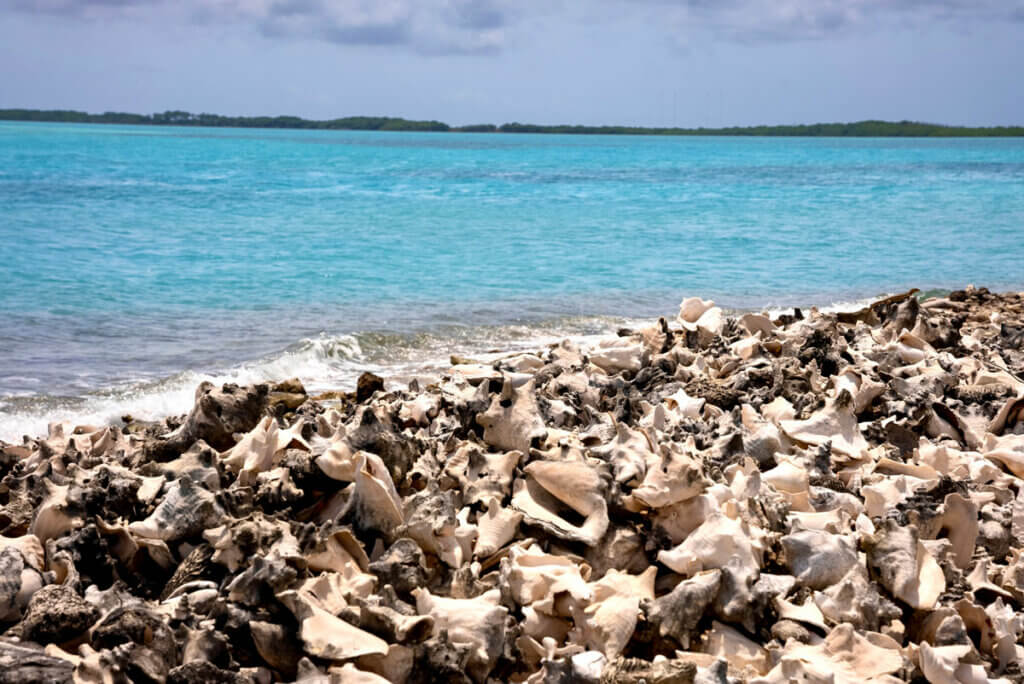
{"left": 0, "top": 318, "right": 635, "bottom": 443}
{"left": 758, "top": 294, "right": 895, "bottom": 319}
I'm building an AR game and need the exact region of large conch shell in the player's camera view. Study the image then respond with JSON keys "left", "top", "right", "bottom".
{"left": 752, "top": 623, "right": 903, "bottom": 684}
{"left": 572, "top": 567, "right": 656, "bottom": 658}
{"left": 129, "top": 477, "right": 224, "bottom": 542}
{"left": 477, "top": 378, "right": 547, "bottom": 452}
{"left": 277, "top": 590, "right": 388, "bottom": 662}
{"left": 781, "top": 390, "right": 868, "bottom": 457}
{"left": 512, "top": 459, "right": 609, "bottom": 546}
{"left": 413, "top": 587, "right": 508, "bottom": 682}
{"left": 866, "top": 521, "right": 945, "bottom": 610}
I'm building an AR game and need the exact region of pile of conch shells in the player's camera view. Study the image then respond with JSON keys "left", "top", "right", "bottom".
{"left": 2, "top": 285, "right": 1024, "bottom": 683}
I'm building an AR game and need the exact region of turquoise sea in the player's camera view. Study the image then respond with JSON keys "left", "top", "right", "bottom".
{"left": 1, "top": 121, "right": 1023, "bottom": 439}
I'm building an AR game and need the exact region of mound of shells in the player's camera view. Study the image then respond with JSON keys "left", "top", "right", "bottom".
{"left": 2, "top": 285, "right": 1024, "bottom": 683}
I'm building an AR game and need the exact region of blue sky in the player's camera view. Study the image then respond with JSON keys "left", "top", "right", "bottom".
{"left": 1, "top": 0, "right": 1021, "bottom": 127}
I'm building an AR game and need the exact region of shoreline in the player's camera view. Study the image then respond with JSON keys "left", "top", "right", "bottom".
{"left": 0, "top": 291, "right": 925, "bottom": 444}
{"left": 1, "top": 285, "right": 1023, "bottom": 681}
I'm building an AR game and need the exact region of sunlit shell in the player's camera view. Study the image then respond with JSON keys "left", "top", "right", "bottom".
{"left": 476, "top": 377, "right": 547, "bottom": 452}
{"left": 413, "top": 587, "right": 508, "bottom": 682}
{"left": 474, "top": 497, "right": 523, "bottom": 558}
{"left": 780, "top": 391, "right": 868, "bottom": 457}
{"left": 278, "top": 590, "right": 388, "bottom": 661}
{"left": 866, "top": 521, "right": 945, "bottom": 611}
{"left": 511, "top": 459, "right": 609, "bottom": 547}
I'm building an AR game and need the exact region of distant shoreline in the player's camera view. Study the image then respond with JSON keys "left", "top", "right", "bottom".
{"left": 2, "top": 109, "right": 1023, "bottom": 137}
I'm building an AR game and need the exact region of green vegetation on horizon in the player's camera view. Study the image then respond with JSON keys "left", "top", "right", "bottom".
{"left": 1, "top": 109, "right": 1022, "bottom": 136}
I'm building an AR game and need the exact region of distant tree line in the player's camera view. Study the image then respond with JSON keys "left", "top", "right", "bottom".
{"left": 1, "top": 109, "right": 1021, "bottom": 136}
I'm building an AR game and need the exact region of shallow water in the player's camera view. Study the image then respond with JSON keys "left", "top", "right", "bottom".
{"left": 2, "top": 122, "right": 1023, "bottom": 439}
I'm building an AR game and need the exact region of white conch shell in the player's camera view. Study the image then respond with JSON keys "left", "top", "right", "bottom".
{"left": 476, "top": 378, "right": 547, "bottom": 452}
{"left": 501, "top": 543, "right": 592, "bottom": 612}
{"left": 443, "top": 442, "right": 521, "bottom": 504}
{"left": 681, "top": 307, "right": 724, "bottom": 342}
{"left": 658, "top": 510, "right": 764, "bottom": 624}
{"left": 657, "top": 510, "right": 762, "bottom": 577}
{"left": 773, "top": 595, "right": 828, "bottom": 632}
{"left": 28, "top": 481, "right": 78, "bottom": 543}
{"left": 918, "top": 643, "right": 1012, "bottom": 684}
{"left": 278, "top": 590, "right": 388, "bottom": 662}
{"left": 988, "top": 392, "right": 1024, "bottom": 435}
{"left": 652, "top": 492, "right": 719, "bottom": 545}
{"left": 306, "top": 530, "right": 375, "bottom": 599}
{"left": 626, "top": 441, "right": 705, "bottom": 509}
{"left": 587, "top": 338, "right": 645, "bottom": 374}
{"left": 350, "top": 451, "right": 404, "bottom": 535}
{"left": 589, "top": 421, "right": 656, "bottom": 485}
{"left": 511, "top": 459, "right": 609, "bottom": 547}
{"left": 573, "top": 567, "right": 656, "bottom": 658}
{"left": 662, "top": 388, "right": 706, "bottom": 421}
{"left": 398, "top": 393, "right": 440, "bottom": 426}
{"left": 781, "top": 529, "right": 858, "bottom": 590}
{"left": 895, "top": 331, "right": 935, "bottom": 364}
{"left": 740, "top": 313, "right": 775, "bottom": 337}
{"left": 833, "top": 368, "right": 886, "bottom": 414}
{"left": 414, "top": 588, "right": 508, "bottom": 682}
{"left": 678, "top": 297, "right": 715, "bottom": 324}
{"left": 781, "top": 391, "right": 867, "bottom": 457}
{"left": 474, "top": 497, "right": 523, "bottom": 558}
{"left": 867, "top": 522, "right": 945, "bottom": 610}
{"left": 752, "top": 624, "right": 903, "bottom": 684}
{"left": 981, "top": 432, "right": 1024, "bottom": 478}
{"left": 317, "top": 435, "right": 360, "bottom": 481}
{"left": 762, "top": 396, "right": 796, "bottom": 423}
{"left": 985, "top": 598, "right": 1024, "bottom": 671}
{"left": 221, "top": 415, "right": 308, "bottom": 481}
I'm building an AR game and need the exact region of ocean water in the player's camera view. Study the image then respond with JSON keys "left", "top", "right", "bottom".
{"left": 2, "top": 122, "right": 1023, "bottom": 440}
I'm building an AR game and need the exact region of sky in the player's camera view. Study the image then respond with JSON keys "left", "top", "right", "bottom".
{"left": 1, "top": 0, "right": 1022, "bottom": 127}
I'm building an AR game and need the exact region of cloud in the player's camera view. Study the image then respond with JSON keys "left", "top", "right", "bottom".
{"left": 189, "top": 0, "right": 511, "bottom": 55}
{"left": 6, "top": 0, "right": 1022, "bottom": 54}
{"left": 653, "top": 0, "right": 1024, "bottom": 43}
{"left": 9, "top": 0, "right": 511, "bottom": 54}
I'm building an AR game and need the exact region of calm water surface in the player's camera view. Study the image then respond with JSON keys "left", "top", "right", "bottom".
{"left": 2, "top": 122, "right": 1022, "bottom": 438}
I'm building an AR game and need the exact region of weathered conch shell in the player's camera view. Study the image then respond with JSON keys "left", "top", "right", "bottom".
{"left": 476, "top": 378, "right": 547, "bottom": 452}
{"left": 865, "top": 520, "right": 945, "bottom": 610}
{"left": 277, "top": 589, "right": 389, "bottom": 662}
{"left": 129, "top": 477, "right": 224, "bottom": 542}
{"left": 572, "top": 567, "right": 656, "bottom": 658}
{"left": 0, "top": 544, "right": 50, "bottom": 621}
{"left": 512, "top": 459, "right": 609, "bottom": 546}
{"left": 413, "top": 587, "right": 508, "bottom": 682}
{"left": 781, "top": 390, "right": 868, "bottom": 457}
{"left": 473, "top": 497, "right": 523, "bottom": 558}
{"left": 752, "top": 623, "right": 903, "bottom": 684}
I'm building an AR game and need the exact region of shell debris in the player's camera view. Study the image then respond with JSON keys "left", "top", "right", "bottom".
{"left": 1, "top": 286, "right": 1024, "bottom": 682}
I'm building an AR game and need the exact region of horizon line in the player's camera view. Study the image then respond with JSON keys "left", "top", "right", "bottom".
{"left": 2, "top": 108, "right": 1023, "bottom": 137}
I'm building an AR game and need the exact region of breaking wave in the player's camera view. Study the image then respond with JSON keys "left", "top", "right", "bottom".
{"left": 0, "top": 315, "right": 633, "bottom": 443}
